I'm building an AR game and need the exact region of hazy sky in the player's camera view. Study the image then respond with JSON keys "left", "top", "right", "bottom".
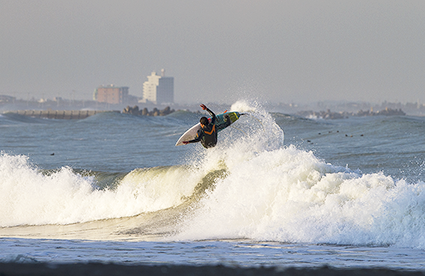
{"left": 1, "top": 0, "right": 425, "bottom": 104}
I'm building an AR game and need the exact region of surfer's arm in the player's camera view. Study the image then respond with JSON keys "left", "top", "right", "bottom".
{"left": 201, "top": 104, "right": 216, "bottom": 125}
{"left": 184, "top": 129, "right": 203, "bottom": 144}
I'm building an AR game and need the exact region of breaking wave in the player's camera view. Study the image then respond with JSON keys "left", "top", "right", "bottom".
{"left": 1, "top": 100, "right": 424, "bottom": 249}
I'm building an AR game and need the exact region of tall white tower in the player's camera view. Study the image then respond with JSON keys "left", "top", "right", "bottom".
{"left": 141, "top": 70, "right": 174, "bottom": 104}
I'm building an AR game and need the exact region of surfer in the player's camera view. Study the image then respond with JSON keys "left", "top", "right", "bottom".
{"left": 183, "top": 104, "right": 230, "bottom": 148}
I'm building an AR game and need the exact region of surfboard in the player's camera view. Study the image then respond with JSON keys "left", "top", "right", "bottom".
{"left": 175, "top": 111, "right": 241, "bottom": 146}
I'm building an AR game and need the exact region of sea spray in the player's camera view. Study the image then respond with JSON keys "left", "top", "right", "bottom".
{"left": 181, "top": 100, "right": 285, "bottom": 185}
{"left": 230, "top": 100, "right": 284, "bottom": 150}
{"left": 176, "top": 143, "right": 425, "bottom": 249}
{"left": 0, "top": 153, "right": 200, "bottom": 226}
{"left": 174, "top": 102, "right": 425, "bottom": 249}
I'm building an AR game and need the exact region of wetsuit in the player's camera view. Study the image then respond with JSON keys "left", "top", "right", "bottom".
{"left": 187, "top": 108, "right": 230, "bottom": 148}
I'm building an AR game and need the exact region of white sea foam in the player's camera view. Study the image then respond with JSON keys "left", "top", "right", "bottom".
{"left": 177, "top": 141, "right": 425, "bottom": 248}
{"left": 174, "top": 101, "right": 425, "bottom": 249}
{"left": 0, "top": 154, "right": 199, "bottom": 226}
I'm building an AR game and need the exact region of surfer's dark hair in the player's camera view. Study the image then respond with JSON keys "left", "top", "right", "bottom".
{"left": 200, "top": 117, "right": 208, "bottom": 125}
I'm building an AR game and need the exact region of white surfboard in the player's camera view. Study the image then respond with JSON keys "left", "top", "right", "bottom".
{"left": 175, "top": 123, "right": 201, "bottom": 146}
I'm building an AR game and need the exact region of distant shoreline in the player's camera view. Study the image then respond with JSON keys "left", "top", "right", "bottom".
{"left": 2, "top": 107, "right": 412, "bottom": 120}
{"left": 2, "top": 106, "right": 175, "bottom": 119}
{"left": 1, "top": 99, "right": 425, "bottom": 116}
{"left": 296, "top": 107, "right": 406, "bottom": 119}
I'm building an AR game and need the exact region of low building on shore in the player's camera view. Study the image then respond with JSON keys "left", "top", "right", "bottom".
{"left": 93, "top": 85, "right": 138, "bottom": 105}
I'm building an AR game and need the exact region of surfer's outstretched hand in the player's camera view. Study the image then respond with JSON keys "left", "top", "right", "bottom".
{"left": 200, "top": 104, "right": 207, "bottom": 110}
{"left": 182, "top": 141, "right": 189, "bottom": 145}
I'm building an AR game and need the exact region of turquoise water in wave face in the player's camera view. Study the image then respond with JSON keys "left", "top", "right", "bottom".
{"left": 0, "top": 101, "right": 424, "bottom": 269}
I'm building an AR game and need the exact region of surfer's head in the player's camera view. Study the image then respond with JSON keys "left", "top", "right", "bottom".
{"left": 200, "top": 117, "right": 208, "bottom": 127}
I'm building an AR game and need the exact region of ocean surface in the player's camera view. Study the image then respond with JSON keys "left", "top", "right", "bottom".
{"left": 0, "top": 100, "right": 424, "bottom": 270}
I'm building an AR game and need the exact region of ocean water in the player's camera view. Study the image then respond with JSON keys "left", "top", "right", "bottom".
{"left": 0, "top": 100, "right": 424, "bottom": 269}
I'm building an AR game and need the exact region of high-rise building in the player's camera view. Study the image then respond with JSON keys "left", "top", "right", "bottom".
{"left": 93, "top": 85, "right": 129, "bottom": 104}
{"left": 141, "top": 69, "right": 174, "bottom": 104}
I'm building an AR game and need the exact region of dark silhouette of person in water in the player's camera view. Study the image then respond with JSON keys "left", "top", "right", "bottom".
{"left": 183, "top": 104, "right": 230, "bottom": 148}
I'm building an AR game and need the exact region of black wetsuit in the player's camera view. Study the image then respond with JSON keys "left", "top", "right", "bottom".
{"left": 187, "top": 108, "right": 230, "bottom": 148}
